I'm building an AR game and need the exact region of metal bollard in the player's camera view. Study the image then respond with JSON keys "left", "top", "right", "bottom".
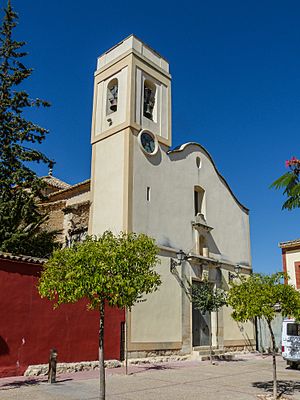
{"left": 48, "top": 348, "right": 58, "bottom": 383}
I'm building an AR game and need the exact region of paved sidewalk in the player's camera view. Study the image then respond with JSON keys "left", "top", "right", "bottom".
{"left": 1, "top": 355, "right": 300, "bottom": 399}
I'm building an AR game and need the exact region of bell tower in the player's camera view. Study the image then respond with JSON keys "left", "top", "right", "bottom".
{"left": 89, "top": 35, "right": 172, "bottom": 235}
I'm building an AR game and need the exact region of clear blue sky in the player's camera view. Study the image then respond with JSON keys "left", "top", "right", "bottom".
{"left": 7, "top": 0, "right": 300, "bottom": 274}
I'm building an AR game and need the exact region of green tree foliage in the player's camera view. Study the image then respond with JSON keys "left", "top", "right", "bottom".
{"left": 191, "top": 280, "right": 227, "bottom": 314}
{"left": 228, "top": 272, "right": 300, "bottom": 399}
{"left": 270, "top": 157, "right": 300, "bottom": 210}
{"left": 38, "top": 231, "right": 162, "bottom": 400}
{"left": 190, "top": 279, "right": 227, "bottom": 363}
{"left": 0, "top": 1, "right": 57, "bottom": 257}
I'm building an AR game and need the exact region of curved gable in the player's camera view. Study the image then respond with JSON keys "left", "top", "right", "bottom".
{"left": 168, "top": 142, "right": 249, "bottom": 214}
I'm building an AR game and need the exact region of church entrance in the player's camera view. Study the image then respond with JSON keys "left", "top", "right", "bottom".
{"left": 192, "top": 281, "right": 211, "bottom": 347}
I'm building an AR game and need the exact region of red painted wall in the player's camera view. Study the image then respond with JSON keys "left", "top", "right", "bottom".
{"left": 0, "top": 258, "right": 125, "bottom": 377}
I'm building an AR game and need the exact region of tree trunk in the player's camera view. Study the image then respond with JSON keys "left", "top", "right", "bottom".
{"left": 125, "top": 308, "right": 128, "bottom": 375}
{"left": 99, "top": 299, "right": 105, "bottom": 400}
{"left": 209, "top": 311, "right": 213, "bottom": 364}
{"left": 266, "top": 319, "right": 277, "bottom": 399}
{"left": 216, "top": 309, "right": 219, "bottom": 349}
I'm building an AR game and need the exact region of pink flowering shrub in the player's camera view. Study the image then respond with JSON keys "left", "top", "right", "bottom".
{"left": 285, "top": 156, "right": 300, "bottom": 174}
{"left": 271, "top": 156, "right": 300, "bottom": 210}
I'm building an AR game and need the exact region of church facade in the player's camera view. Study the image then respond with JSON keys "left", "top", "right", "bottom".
{"left": 44, "top": 35, "right": 255, "bottom": 357}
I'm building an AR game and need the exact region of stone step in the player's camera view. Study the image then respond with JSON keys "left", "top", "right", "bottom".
{"left": 193, "top": 347, "right": 225, "bottom": 356}
{"left": 199, "top": 354, "right": 236, "bottom": 362}
{"left": 192, "top": 347, "right": 236, "bottom": 361}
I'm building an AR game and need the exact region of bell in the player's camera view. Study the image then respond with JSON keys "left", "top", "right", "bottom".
{"left": 144, "top": 102, "right": 153, "bottom": 119}
{"left": 109, "top": 98, "right": 117, "bottom": 112}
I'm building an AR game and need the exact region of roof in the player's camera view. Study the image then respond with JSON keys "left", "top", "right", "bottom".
{"left": 279, "top": 239, "right": 300, "bottom": 249}
{"left": 42, "top": 175, "right": 71, "bottom": 190}
{"left": 0, "top": 251, "right": 45, "bottom": 265}
{"left": 46, "top": 179, "right": 90, "bottom": 199}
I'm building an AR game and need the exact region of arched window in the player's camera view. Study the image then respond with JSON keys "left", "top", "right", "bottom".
{"left": 143, "top": 79, "right": 156, "bottom": 120}
{"left": 107, "top": 78, "right": 118, "bottom": 115}
{"left": 194, "top": 186, "right": 205, "bottom": 216}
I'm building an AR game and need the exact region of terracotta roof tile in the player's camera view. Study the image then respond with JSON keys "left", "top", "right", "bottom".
{"left": 42, "top": 175, "right": 71, "bottom": 190}
{"left": 279, "top": 239, "right": 300, "bottom": 248}
{"left": 0, "top": 251, "right": 45, "bottom": 264}
{"left": 46, "top": 179, "right": 90, "bottom": 198}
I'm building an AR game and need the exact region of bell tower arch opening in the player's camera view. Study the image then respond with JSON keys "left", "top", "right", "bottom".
{"left": 106, "top": 78, "right": 118, "bottom": 115}
{"left": 143, "top": 79, "right": 156, "bottom": 122}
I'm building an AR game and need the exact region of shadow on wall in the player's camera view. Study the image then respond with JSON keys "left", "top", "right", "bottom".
{"left": 206, "top": 232, "right": 221, "bottom": 256}
{"left": 147, "top": 148, "right": 162, "bottom": 166}
{"left": 0, "top": 336, "right": 9, "bottom": 355}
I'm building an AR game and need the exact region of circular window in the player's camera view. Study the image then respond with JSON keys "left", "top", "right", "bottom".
{"left": 138, "top": 130, "right": 158, "bottom": 156}
{"left": 196, "top": 156, "right": 201, "bottom": 169}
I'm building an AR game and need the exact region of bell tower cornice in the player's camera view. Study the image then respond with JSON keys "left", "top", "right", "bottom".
{"left": 95, "top": 34, "right": 171, "bottom": 79}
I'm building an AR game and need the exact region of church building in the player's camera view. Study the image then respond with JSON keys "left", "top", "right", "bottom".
{"left": 45, "top": 35, "right": 255, "bottom": 358}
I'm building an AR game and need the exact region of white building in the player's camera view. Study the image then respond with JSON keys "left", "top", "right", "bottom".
{"left": 279, "top": 239, "right": 300, "bottom": 289}
{"left": 88, "top": 35, "right": 255, "bottom": 357}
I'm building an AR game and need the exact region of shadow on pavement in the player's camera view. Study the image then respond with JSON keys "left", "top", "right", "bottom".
{"left": 129, "top": 363, "right": 181, "bottom": 375}
{"left": 0, "top": 378, "right": 72, "bottom": 390}
{"left": 252, "top": 380, "right": 300, "bottom": 397}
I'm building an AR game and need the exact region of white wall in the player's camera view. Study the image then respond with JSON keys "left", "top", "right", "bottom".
{"left": 132, "top": 141, "right": 251, "bottom": 267}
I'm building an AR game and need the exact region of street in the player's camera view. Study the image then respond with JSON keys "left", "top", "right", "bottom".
{"left": 1, "top": 355, "right": 299, "bottom": 400}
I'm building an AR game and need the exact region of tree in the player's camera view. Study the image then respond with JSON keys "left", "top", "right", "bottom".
{"left": 227, "top": 272, "right": 300, "bottom": 400}
{"left": 190, "top": 279, "right": 227, "bottom": 363}
{"left": 38, "top": 231, "right": 162, "bottom": 400}
{"left": 0, "top": 0, "right": 57, "bottom": 257}
{"left": 270, "top": 156, "right": 300, "bottom": 210}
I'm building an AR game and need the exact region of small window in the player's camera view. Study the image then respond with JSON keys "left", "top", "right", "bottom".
{"left": 143, "top": 80, "right": 156, "bottom": 120}
{"left": 287, "top": 323, "right": 300, "bottom": 336}
{"left": 194, "top": 186, "right": 205, "bottom": 216}
{"left": 146, "top": 187, "right": 151, "bottom": 202}
{"left": 107, "top": 78, "right": 118, "bottom": 115}
{"left": 196, "top": 156, "right": 201, "bottom": 169}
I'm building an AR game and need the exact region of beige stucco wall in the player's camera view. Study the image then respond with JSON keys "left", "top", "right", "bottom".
{"left": 90, "top": 132, "right": 125, "bottom": 235}
{"left": 222, "top": 305, "right": 255, "bottom": 348}
{"left": 285, "top": 249, "right": 300, "bottom": 287}
{"left": 130, "top": 255, "right": 182, "bottom": 345}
